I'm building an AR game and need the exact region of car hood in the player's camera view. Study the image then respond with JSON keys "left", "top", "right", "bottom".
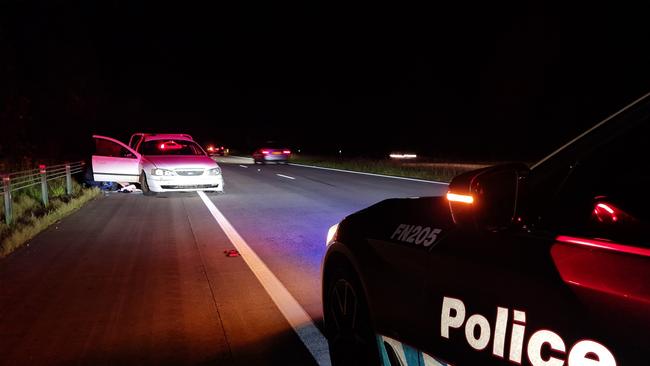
{"left": 143, "top": 155, "right": 218, "bottom": 170}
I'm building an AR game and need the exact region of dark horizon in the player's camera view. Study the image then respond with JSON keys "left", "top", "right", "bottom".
{"left": 2, "top": 1, "right": 650, "bottom": 165}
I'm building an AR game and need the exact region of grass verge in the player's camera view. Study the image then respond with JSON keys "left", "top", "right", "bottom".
{"left": 0, "top": 180, "right": 101, "bottom": 258}
{"left": 288, "top": 155, "right": 492, "bottom": 182}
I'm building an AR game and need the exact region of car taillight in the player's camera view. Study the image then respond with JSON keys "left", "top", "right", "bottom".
{"left": 207, "top": 146, "right": 214, "bottom": 151}
{"left": 262, "top": 150, "right": 270, "bottom": 154}
{"left": 283, "top": 150, "right": 291, "bottom": 154}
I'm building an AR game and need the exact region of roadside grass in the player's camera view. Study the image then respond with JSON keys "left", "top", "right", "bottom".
{"left": 0, "top": 178, "right": 101, "bottom": 258}
{"left": 288, "top": 154, "right": 493, "bottom": 182}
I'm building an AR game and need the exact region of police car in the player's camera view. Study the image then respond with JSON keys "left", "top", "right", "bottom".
{"left": 321, "top": 93, "right": 650, "bottom": 366}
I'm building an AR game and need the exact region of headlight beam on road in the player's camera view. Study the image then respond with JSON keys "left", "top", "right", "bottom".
{"left": 197, "top": 191, "right": 330, "bottom": 366}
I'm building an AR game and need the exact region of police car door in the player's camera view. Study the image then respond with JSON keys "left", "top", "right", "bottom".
{"left": 423, "top": 117, "right": 650, "bottom": 365}
{"left": 530, "top": 117, "right": 650, "bottom": 365}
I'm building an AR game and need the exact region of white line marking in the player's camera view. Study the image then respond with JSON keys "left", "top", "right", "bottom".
{"left": 288, "top": 163, "right": 448, "bottom": 185}
{"left": 276, "top": 174, "right": 295, "bottom": 180}
{"left": 197, "top": 191, "right": 331, "bottom": 366}
{"left": 239, "top": 165, "right": 248, "bottom": 168}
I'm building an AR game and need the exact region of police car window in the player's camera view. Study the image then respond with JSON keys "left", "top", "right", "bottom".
{"left": 549, "top": 119, "right": 650, "bottom": 247}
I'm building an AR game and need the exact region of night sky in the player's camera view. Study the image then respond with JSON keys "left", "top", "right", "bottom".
{"left": 2, "top": 1, "right": 650, "bottom": 164}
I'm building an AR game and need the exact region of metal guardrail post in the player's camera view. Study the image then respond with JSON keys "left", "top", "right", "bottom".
{"left": 3, "top": 175, "right": 12, "bottom": 225}
{"left": 39, "top": 164, "right": 49, "bottom": 206}
{"left": 65, "top": 164, "right": 72, "bottom": 195}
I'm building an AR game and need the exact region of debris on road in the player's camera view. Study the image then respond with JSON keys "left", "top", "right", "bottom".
{"left": 118, "top": 184, "right": 141, "bottom": 193}
{"left": 224, "top": 249, "right": 240, "bottom": 257}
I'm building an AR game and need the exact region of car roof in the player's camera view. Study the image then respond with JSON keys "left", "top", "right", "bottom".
{"left": 141, "top": 134, "right": 195, "bottom": 142}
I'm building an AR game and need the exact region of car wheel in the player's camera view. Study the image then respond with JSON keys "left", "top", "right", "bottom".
{"left": 325, "top": 265, "right": 380, "bottom": 366}
{"left": 140, "top": 172, "right": 156, "bottom": 196}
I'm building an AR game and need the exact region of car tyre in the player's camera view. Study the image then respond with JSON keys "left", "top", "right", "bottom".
{"left": 140, "top": 172, "right": 156, "bottom": 196}
{"left": 324, "top": 264, "right": 380, "bottom": 366}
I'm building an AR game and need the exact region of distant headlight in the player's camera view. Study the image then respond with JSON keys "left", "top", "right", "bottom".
{"left": 207, "top": 167, "right": 222, "bottom": 175}
{"left": 326, "top": 223, "right": 339, "bottom": 246}
{"left": 152, "top": 168, "right": 174, "bottom": 176}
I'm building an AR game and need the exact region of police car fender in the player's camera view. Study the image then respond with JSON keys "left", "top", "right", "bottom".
{"left": 391, "top": 224, "right": 442, "bottom": 247}
{"left": 440, "top": 297, "right": 616, "bottom": 366}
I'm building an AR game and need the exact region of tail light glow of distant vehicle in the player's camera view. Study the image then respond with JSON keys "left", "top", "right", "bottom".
{"left": 447, "top": 192, "right": 474, "bottom": 204}
{"left": 262, "top": 150, "right": 270, "bottom": 155}
{"left": 283, "top": 150, "right": 291, "bottom": 154}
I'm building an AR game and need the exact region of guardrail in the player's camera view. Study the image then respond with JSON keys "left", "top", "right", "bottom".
{"left": 1, "top": 161, "right": 86, "bottom": 225}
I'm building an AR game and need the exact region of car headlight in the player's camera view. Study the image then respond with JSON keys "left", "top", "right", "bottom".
{"left": 326, "top": 223, "right": 339, "bottom": 246}
{"left": 151, "top": 168, "right": 174, "bottom": 176}
{"left": 207, "top": 167, "right": 222, "bottom": 175}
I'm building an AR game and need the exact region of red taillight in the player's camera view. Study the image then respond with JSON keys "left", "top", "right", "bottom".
{"left": 207, "top": 146, "right": 214, "bottom": 151}
{"left": 220, "top": 146, "right": 224, "bottom": 150}
{"left": 262, "top": 150, "right": 270, "bottom": 155}
{"left": 160, "top": 143, "right": 165, "bottom": 149}
{"left": 283, "top": 150, "right": 291, "bottom": 154}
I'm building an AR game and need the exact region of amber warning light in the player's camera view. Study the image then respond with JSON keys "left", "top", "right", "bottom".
{"left": 447, "top": 192, "right": 474, "bottom": 204}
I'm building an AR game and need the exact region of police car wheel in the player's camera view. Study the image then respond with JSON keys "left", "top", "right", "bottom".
{"left": 325, "top": 267, "right": 380, "bottom": 366}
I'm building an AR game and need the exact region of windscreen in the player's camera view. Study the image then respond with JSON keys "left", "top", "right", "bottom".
{"left": 141, "top": 140, "right": 205, "bottom": 156}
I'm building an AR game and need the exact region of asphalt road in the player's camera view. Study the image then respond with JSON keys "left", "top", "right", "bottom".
{"left": 0, "top": 156, "right": 447, "bottom": 365}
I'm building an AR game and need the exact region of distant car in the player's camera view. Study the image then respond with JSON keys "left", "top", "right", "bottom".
{"left": 321, "top": 93, "right": 650, "bottom": 365}
{"left": 206, "top": 144, "right": 228, "bottom": 156}
{"left": 91, "top": 134, "right": 224, "bottom": 195}
{"left": 252, "top": 144, "right": 291, "bottom": 164}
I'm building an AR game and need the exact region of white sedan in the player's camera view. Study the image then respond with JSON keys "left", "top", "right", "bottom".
{"left": 91, "top": 134, "right": 224, "bottom": 195}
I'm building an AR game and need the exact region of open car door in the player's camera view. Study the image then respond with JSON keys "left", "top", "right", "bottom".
{"left": 92, "top": 135, "right": 141, "bottom": 183}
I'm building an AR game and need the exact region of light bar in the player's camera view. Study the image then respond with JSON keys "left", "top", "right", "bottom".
{"left": 447, "top": 192, "right": 474, "bottom": 204}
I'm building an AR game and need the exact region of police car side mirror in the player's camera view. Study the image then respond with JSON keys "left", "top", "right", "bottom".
{"left": 447, "top": 163, "right": 529, "bottom": 230}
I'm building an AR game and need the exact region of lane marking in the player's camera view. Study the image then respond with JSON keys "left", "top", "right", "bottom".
{"left": 276, "top": 174, "right": 296, "bottom": 180}
{"left": 197, "top": 191, "right": 331, "bottom": 366}
{"left": 288, "top": 163, "right": 448, "bottom": 185}
{"left": 239, "top": 165, "right": 248, "bottom": 168}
